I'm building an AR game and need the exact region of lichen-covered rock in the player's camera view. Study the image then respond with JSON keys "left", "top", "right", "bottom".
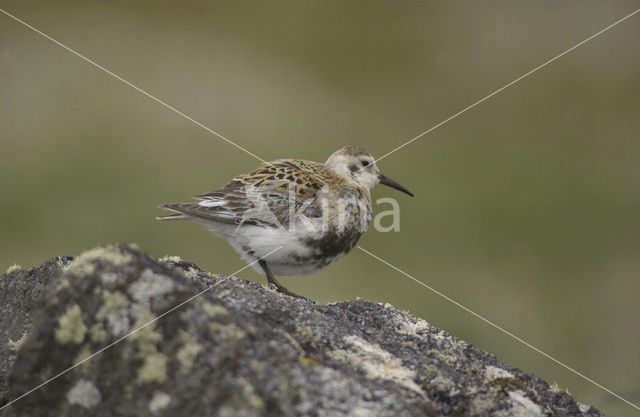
{"left": 0, "top": 255, "right": 72, "bottom": 407}
{"left": 0, "top": 246, "right": 604, "bottom": 416}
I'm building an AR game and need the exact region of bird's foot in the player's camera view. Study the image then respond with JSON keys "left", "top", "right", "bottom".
{"left": 270, "top": 283, "right": 308, "bottom": 301}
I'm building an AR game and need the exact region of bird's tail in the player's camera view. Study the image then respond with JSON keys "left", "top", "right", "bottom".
{"left": 156, "top": 204, "right": 189, "bottom": 220}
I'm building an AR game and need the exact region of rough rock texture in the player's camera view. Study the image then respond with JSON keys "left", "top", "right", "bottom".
{"left": 0, "top": 256, "right": 73, "bottom": 403}
{"left": 0, "top": 246, "right": 604, "bottom": 417}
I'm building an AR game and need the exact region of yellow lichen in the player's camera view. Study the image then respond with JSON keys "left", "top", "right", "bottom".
{"left": 68, "top": 246, "right": 133, "bottom": 276}
{"left": 129, "top": 316, "right": 168, "bottom": 384}
{"left": 8, "top": 330, "right": 29, "bottom": 351}
{"left": 299, "top": 356, "right": 321, "bottom": 366}
{"left": 201, "top": 301, "right": 228, "bottom": 318}
{"left": 149, "top": 392, "right": 171, "bottom": 413}
{"left": 55, "top": 257, "right": 71, "bottom": 270}
{"left": 55, "top": 304, "right": 87, "bottom": 344}
{"left": 74, "top": 344, "right": 93, "bottom": 372}
{"left": 549, "top": 382, "right": 571, "bottom": 395}
{"left": 131, "top": 323, "right": 162, "bottom": 355}
{"left": 176, "top": 330, "right": 202, "bottom": 371}
{"left": 97, "top": 291, "right": 129, "bottom": 318}
{"left": 137, "top": 352, "right": 168, "bottom": 384}
{"left": 159, "top": 255, "right": 182, "bottom": 263}
{"left": 5, "top": 264, "right": 22, "bottom": 274}
{"left": 55, "top": 278, "right": 70, "bottom": 291}
{"left": 89, "top": 323, "right": 107, "bottom": 344}
{"left": 328, "top": 335, "right": 424, "bottom": 397}
{"left": 295, "top": 325, "right": 313, "bottom": 340}
{"left": 209, "top": 322, "right": 245, "bottom": 342}
{"left": 96, "top": 290, "right": 131, "bottom": 336}
{"left": 484, "top": 365, "right": 514, "bottom": 382}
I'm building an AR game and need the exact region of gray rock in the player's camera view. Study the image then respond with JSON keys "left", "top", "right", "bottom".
{"left": 0, "top": 246, "right": 604, "bottom": 416}
{"left": 1, "top": 256, "right": 72, "bottom": 407}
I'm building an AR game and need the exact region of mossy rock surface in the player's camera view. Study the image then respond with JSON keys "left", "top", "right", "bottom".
{"left": 0, "top": 246, "right": 604, "bottom": 416}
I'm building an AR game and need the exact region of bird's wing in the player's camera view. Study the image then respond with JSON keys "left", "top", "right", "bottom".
{"left": 160, "top": 161, "right": 328, "bottom": 228}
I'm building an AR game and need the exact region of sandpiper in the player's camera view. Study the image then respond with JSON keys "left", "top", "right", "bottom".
{"left": 157, "top": 145, "right": 413, "bottom": 297}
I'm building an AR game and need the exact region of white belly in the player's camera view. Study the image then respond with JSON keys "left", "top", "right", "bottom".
{"left": 198, "top": 191, "right": 371, "bottom": 276}
{"left": 203, "top": 220, "right": 347, "bottom": 276}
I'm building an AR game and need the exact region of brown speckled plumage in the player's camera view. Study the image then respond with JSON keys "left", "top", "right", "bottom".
{"left": 158, "top": 146, "right": 413, "bottom": 297}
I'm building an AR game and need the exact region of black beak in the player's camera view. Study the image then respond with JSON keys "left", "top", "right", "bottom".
{"left": 379, "top": 173, "right": 414, "bottom": 197}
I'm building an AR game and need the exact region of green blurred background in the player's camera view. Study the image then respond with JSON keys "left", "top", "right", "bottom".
{"left": 1, "top": 1, "right": 639, "bottom": 415}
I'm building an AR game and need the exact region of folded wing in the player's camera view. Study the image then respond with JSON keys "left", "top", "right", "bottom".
{"left": 158, "top": 160, "right": 326, "bottom": 228}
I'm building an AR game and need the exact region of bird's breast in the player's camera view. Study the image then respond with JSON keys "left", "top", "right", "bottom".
{"left": 298, "top": 187, "right": 372, "bottom": 261}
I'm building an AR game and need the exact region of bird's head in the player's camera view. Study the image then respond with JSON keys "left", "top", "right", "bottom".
{"left": 324, "top": 145, "right": 413, "bottom": 196}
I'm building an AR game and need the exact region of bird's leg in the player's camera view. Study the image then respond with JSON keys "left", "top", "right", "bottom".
{"left": 258, "top": 260, "right": 305, "bottom": 299}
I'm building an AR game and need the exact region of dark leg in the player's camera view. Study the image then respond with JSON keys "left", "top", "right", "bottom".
{"left": 258, "top": 260, "right": 305, "bottom": 299}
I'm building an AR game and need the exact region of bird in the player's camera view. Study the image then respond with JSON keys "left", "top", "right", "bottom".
{"left": 157, "top": 145, "right": 413, "bottom": 298}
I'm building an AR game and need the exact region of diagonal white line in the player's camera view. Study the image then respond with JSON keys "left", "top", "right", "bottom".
{"left": 371, "top": 8, "right": 640, "bottom": 167}
{"left": 3, "top": 3, "right": 639, "bottom": 412}
{"left": 0, "top": 7, "right": 272, "bottom": 167}
{"left": 0, "top": 246, "right": 283, "bottom": 411}
{"left": 356, "top": 245, "right": 640, "bottom": 411}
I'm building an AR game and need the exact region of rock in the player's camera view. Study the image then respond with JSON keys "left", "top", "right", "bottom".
{"left": 0, "top": 246, "right": 604, "bottom": 416}
{"left": 0, "top": 256, "right": 72, "bottom": 407}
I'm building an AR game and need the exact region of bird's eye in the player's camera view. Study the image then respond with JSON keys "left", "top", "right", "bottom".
{"left": 361, "top": 160, "right": 370, "bottom": 167}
